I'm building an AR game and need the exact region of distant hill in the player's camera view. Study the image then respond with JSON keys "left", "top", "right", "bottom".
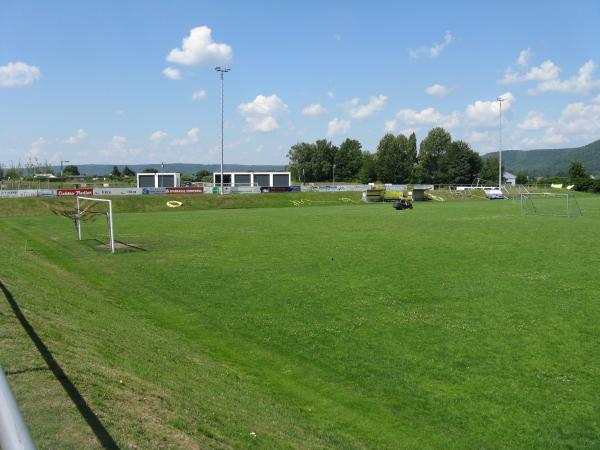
{"left": 51, "top": 163, "right": 286, "bottom": 176}
{"left": 484, "top": 139, "right": 600, "bottom": 176}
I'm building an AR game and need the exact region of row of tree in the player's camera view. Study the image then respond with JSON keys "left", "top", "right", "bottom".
{"left": 288, "top": 128, "right": 491, "bottom": 185}
{"left": 0, "top": 163, "right": 139, "bottom": 180}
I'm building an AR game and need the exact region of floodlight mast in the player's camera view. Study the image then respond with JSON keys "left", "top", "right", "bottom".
{"left": 215, "top": 66, "right": 231, "bottom": 195}
{"left": 497, "top": 97, "right": 504, "bottom": 189}
{"left": 60, "top": 160, "right": 70, "bottom": 177}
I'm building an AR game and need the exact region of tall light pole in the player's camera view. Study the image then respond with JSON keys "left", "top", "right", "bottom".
{"left": 60, "top": 160, "right": 70, "bottom": 177}
{"left": 215, "top": 66, "right": 231, "bottom": 195}
{"left": 497, "top": 97, "right": 504, "bottom": 189}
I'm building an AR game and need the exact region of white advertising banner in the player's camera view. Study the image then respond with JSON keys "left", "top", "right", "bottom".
{"left": 93, "top": 188, "right": 143, "bottom": 196}
{"left": 0, "top": 189, "right": 39, "bottom": 198}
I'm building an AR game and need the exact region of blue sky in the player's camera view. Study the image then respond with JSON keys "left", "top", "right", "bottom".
{"left": 1, "top": 0, "right": 600, "bottom": 166}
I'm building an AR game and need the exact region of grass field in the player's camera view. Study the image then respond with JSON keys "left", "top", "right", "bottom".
{"left": 1, "top": 193, "right": 600, "bottom": 448}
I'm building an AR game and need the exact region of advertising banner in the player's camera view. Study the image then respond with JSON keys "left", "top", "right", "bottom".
{"left": 1, "top": 190, "right": 32, "bottom": 198}
{"left": 166, "top": 187, "right": 204, "bottom": 194}
{"left": 93, "top": 188, "right": 142, "bottom": 196}
{"left": 56, "top": 188, "right": 94, "bottom": 196}
{"left": 141, "top": 187, "right": 167, "bottom": 195}
{"left": 260, "top": 186, "right": 293, "bottom": 193}
{"left": 385, "top": 185, "right": 408, "bottom": 191}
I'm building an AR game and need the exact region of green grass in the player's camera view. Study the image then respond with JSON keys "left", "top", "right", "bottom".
{"left": 1, "top": 194, "right": 600, "bottom": 448}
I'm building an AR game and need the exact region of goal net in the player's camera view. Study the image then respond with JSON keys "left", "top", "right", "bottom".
{"left": 76, "top": 197, "right": 116, "bottom": 253}
{"left": 520, "top": 193, "right": 582, "bottom": 217}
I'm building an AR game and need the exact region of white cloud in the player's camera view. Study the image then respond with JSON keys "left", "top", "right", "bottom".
{"left": 465, "top": 92, "right": 515, "bottom": 126}
{"left": 384, "top": 119, "right": 397, "bottom": 132}
{"left": 192, "top": 89, "right": 206, "bottom": 100}
{"left": 167, "top": 26, "right": 232, "bottom": 65}
{"left": 327, "top": 91, "right": 335, "bottom": 98}
{"left": 172, "top": 128, "right": 199, "bottom": 146}
{"left": 26, "top": 137, "right": 45, "bottom": 159}
{"left": 392, "top": 107, "right": 460, "bottom": 128}
{"left": 410, "top": 32, "right": 454, "bottom": 59}
{"left": 501, "top": 60, "right": 560, "bottom": 84}
{"left": 238, "top": 94, "right": 288, "bottom": 132}
{"left": 0, "top": 61, "right": 41, "bottom": 87}
{"left": 501, "top": 56, "right": 600, "bottom": 95}
{"left": 468, "top": 131, "right": 490, "bottom": 143}
{"left": 100, "top": 136, "right": 143, "bottom": 160}
{"left": 516, "top": 100, "right": 600, "bottom": 149}
{"left": 425, "top": 84, "right": 450, "bottom": 97}
{"left": 543, "top": 130, "right": 567, "bottom": 144}
{"left": 149, "top": 130, "right": 168, "bottom": 142}
{"left": 518, "top": 111, "right": 547, "bottom": 130}
{"left": 555, "top": 101, "right": 600, "bottom": 136}
{"left": 162, "top": 67, "right": 181, "bottom": 80}
{"left": 110, "top": 136, "right": 127, "bottom": 149}
{"left": 518, "top": 48, "right": 532, "bottom": 67}
{"left": 348, "top": 95, "right": 387, "bottom": 120}
{"left": 327, "top": 118, "right": 351, "bottom": 136}
{"left": 342, "top": 97, "right": 359, "bottom": 108}
{"left": 302, "top": 103, "right": 326, "bottom": 116}
{"left": 65, "top": 129, "right": 87, "bottom": 144}
{"left": 530, "top": 60, "right": 600, "bottom": 95}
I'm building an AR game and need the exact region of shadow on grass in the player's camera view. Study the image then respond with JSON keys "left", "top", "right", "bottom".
{"left": 0, "top": 279, "right": 120, "bottom": 450}
{"left": 80, "top": 238, "right": 146, "bottom": 253}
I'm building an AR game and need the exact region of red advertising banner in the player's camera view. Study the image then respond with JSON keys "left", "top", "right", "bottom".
{"left": 56, "top": 188, "right": 94, "bottom": 196}
{"left": 166, "top": 187, "right": 204, "bottom": 194}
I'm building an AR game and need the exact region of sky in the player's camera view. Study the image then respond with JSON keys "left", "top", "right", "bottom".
{"left": 1, "top": 0, "right": 600, "bottom": 166}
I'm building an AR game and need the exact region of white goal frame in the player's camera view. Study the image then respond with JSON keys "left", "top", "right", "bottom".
{"left": 520, "top": 192, "right": 581, "bottom": 217}
{"left": 76, "top": 196, "right": 115, "bottom": 253}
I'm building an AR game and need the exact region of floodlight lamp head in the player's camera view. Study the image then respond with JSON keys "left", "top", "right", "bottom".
{"left": 215, "top": 66, "right": 231, "bottom": 73}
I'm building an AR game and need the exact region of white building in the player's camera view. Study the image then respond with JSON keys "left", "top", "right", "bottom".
{"left": 504, "top": 171, "right": 517, "bottom": 186}
{"left": 213, "top": 172, "right": 291, "bottom": 187}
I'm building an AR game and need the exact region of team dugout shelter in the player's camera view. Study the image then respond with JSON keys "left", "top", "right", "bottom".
{"left": 136, "top": 172, "right": 181, "bottom": 188}
{"left": 213, "top": 172, "right": 291, "bottom": 187}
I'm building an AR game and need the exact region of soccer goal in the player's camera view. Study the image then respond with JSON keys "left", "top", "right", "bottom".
{"left": 520, "top": 192, "right": 582, "bottom": 217}
{"left": 76, "top": 197, "right": 116, "bottom": 253}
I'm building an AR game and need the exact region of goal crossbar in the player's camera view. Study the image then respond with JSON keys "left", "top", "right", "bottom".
{"left": 76, "top": 196, "right": 115, "bottom": 253}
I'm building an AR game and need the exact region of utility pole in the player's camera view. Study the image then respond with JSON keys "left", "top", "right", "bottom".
{"left": 497, "top": 97, "right": 504, "bottom": 189}
{"left": 215, "top": 66, "right": 231, "bottom": 195}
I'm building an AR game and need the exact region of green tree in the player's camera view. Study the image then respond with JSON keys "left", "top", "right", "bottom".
{"left": 358, "top": 152, "right": 377, "bottom": 183}
{"left": 195, "top": 170, "right": 212, "bottom": 181}
{"left": 375, "top": 133, "right": 411, "bottom": 183}
{"left": 335, "top": 138, "right": 363, "bottom": 181}
{"left": 287, "top": 140, "right": 338, "bottom": 182}
{"left": 479, "top": 156, "right": 503, "bottom": 185}
{"left": 407, "top": 132, "right": 418, "bottom": 181}
{"left": 516, "top": 171, "right": 528, "bottom": 184}
{"left": 568, "top": 160, "right": 588, "bottom": 180}
{"left": 122, "top": 165, "right": 136, "bottom": 177}
{"left": 62, "top": 165, "right": 80, "bottom": 176}
{"left": 143, "top": 168, "right": 159, "bottom": 173}
{"left": 111, "top": 165, "right": 121, "bottom": 177}
{"left": 417, "top": 127, "right": 452, "bottom": 183}
{"left": 440, "top": 140, "right": 482, "bottom": 184}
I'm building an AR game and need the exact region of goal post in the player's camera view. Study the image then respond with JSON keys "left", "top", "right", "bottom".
{"left": 520, "top": 192, "right": 582, "bottom": 217}
{"left": 76, "top": 197, "right": 115, "bottom": 253}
